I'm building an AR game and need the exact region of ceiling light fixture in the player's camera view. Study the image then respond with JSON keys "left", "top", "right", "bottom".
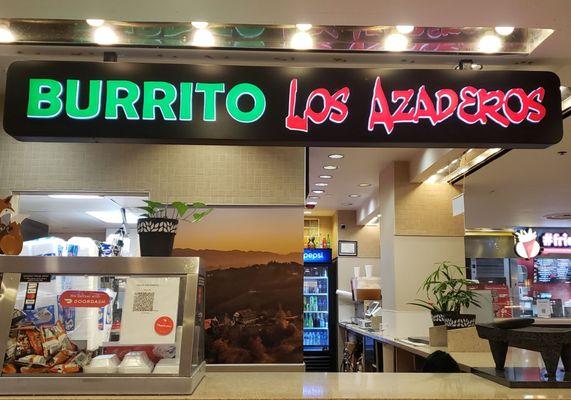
{"left": 319, "top": 175, "right": 333, "bottom": 179}
{"left": 396, "top": 25, "right": 415, "bottom": 34}
{"left": 312, "top": 190, "right": 325, "bottom": 194}
{"left": 348, "top": 194, "right": 361, "bottom": 198}
{"left": 384, "top": 33, "right": 409, "bottom": 52}
{"left": 323, "top": 165, "right": 338, "bottom": 170}
{"left": 358, "top": 183, "right": 372, "bottom": 187}
{"left": 191, "top": 21, "right": 209, "bottom": 29}
{"left": 86, "top": 210, "right": 139, "bottom": 224}
{"left": 86, "top": 19, "right": 105, "bottom": 27}
{"left": 304, "top": 211, "right": 312, "bottom": 215}
{"left": 455, "top": 59, "right": 483, "bottom": 70}
{"left": 0, "top": 26, "right": 15, "bottom": 43}
{"left": 49, "top": 194, "right": 103, "bottom": 200}
{"left": 341, "top": 202, "right": 353, "bottom": 207}
{"left": 328, "top": 153, "right": 344, "bottom": 159}
{"left": 290, "top": 31, "right": 313, "bottom": 50}
{"left": 306, "top": 201, "right": 318, "bottom": 206}
{"left": 494, "top": 26, "right": 514, "bottom": 36}
{"left": 93, "top": 26, "right": 118, "bottom": 45}
{"left": 308, "top": 196, "right": 320, "bottom": 199}
{"left": 191, "top": 28, "right": 215, "bottom": 47}
{"left": 478, "top": 34, "right": 502, "bottom": 53}
{"left": 315, "top": 182, "right": 328, "bottom": 187}
{"left": 295, "top": 23, "right": 312, "bottom": 31}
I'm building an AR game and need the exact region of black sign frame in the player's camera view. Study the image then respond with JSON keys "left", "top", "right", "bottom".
{"left": 3, "top": 61, "right": 563, "bottom": 148}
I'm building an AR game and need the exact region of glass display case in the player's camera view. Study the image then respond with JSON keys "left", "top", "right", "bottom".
{"left": 0, "top": 256, "right": 205, "bottom": 395}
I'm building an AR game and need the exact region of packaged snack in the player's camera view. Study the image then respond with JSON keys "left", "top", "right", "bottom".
{"left": 5, "top": 335, "right": 17, "bottom": 360}
{"left": 40, "top": 325, "right": 62, "bottom": 358}
{"left": 16, "top": 354, "right": 47, "bottom": 366}
{"left": 15, "top": 330, "right": 33, "bottom": 359}
{"left": 53, "top": 321, "right": 76, "bottom": 352}
{"left": 2, "top": 363, "right": 17, "bottom": 374}
{"left": 49, "top": 349, "right": 74, "bottom": 366}
{"left": 68, "top": 351, "right": 91, "bottom": 367}
{"left": 20, "top": 366, "right": 49, "bottom": 374}
{"left": 49, "top": 363, "right": 81, "bottom": 374}
{"left": 11, "top": 309, "right": 27, "bottom": 327}
{"left": 25, "top": 329, "right": 43, "bottom": 355}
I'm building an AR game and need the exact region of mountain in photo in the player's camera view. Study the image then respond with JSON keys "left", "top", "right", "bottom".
{"left": 172, "top": 248, "right": 303, "bottom": 269}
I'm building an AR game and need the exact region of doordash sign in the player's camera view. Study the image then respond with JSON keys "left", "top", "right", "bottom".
{"left": 3, "top": 61, "right": 563, "bottom": 148}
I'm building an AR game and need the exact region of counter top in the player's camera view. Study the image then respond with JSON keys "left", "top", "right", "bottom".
{"left": 4, "top": 372, "right": 571, "bottom": 400}
{"left": 338, "top": 322, "right": 559, "bottom": 372}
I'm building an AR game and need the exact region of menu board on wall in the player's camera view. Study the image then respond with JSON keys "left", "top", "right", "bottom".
{"left": 534, "top": 258, "right": 571, "bottom": 283}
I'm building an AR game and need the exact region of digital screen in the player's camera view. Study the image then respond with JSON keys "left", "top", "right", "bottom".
{"left": 303, "top": 249, "right": 332, "bottom": 264}
{"left": 533, "top": 258, "right": 571, "bottom": 283}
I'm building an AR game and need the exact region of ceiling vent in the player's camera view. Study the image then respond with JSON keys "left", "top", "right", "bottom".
{"left": 543, "top": 213, "right": 571, "bottom": 221}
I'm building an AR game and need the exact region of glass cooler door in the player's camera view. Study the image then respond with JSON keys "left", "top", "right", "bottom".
{"left": 303, "top": 266, "right": 329, "bottom": 352}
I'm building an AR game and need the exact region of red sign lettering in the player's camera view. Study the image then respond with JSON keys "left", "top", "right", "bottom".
{"left": 59, "top": 290, "right": 110, "bottom": 308}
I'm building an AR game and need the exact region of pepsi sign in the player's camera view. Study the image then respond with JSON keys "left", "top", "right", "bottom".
{"left": 303, "top": 248, "right": 332, "bottom": 263}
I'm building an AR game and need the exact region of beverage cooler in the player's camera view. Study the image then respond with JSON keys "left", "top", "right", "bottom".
{"left": 302, "top": 249, "right": 337, "bottom": 372}
{"left": 0, "top": 257, "right": 205, "bottom": 395}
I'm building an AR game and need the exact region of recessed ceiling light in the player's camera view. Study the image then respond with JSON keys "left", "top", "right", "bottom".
{"left": 312, "top": 190, "right": 325, "bottom": 194}
{"left": 384, "top": 33, "right": 409, "bottom": 52}
{"left": 494, "top": 26, "right": 514, "bottom": 36}
{"left": 478, "top": 34, "right": 502, "bottom": 53}
{"left": 0, "top": 26, "right": 15, "bottom": 43}
{"left": 306, "top": 201, "right": 317, "bottom": 206}
{"left": 296, "top": 23, "right": 312, "bottom": 31}
{"left": 49, "top": 194, "right": 103, "bottom": 200}
{"left": 341, "top": 202, "right": 353, "bottom": 206}
{"left": 86, "top": 19, "right": 105, "bottom": 27}
{"left": 308, "top": 195, "right": 320, "bottom": 199}
{"left": 86, "top": 211, "right": 139, "bottom": 224}
{"left": 319, "top": 175, "right": 333, "bottom": 179}
{"left": 304, "top": 211, "right": 312, "bottom": 215}
{"left": 93, "top": 26, "right": 118, "bottom": 45}
{"left": 348, "top": 194, "right": 361, "bottom": 198}
{"left": 328, "top": 154, "right": 344, "bottom": 159}
{"left": 358, "top": 183, "right": 372, "bottom": 187}
{"left": 315, "top": 182, "right": 328, "bottom": 187}
{"left": 396, "top": 25, "right": 415, "bottom": 34}
{"left": 290, "top": 31, "right": 313, "bottom": 50}
{"left": 191, "top": 21, "right": 209, "bottom": 29}
{"left": 192, "top": 28, "right": 215, "bottom": 47}
{"left": 323, "top": 165, "right": 338, "bottom": 170}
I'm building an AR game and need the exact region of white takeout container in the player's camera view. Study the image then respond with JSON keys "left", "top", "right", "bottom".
{"left": 83, "top": 354, "right": 121, "bottom": 374}
{"left": 117, "top": 351, "right": 155, "bottom": 374}
{"left": 152, "top": 358, "right": 180, "bottom": 374}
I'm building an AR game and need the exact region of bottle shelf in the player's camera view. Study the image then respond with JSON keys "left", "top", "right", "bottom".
{"left": 304, "top": 310, "right": 328, "bottom": 313}
{"left": 304, "top": 327, "right": 328, "bottom": 330}
{"left": 303, "top": 292, "right": 328, "bottom": 296}
{"left": 304, "top": 276, "right": 328, "bottom": 280}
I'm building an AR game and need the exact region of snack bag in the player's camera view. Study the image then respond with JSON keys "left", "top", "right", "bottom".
{"left": 16, "top": 354, "right": 48, "bottom": 366}
{"left": 20, "top": 366, "right": 49, "bottom": 374}
{"left": 49, "top": 349, "right": 74, "bottom": 366}
{"left": 2, "top": 363, "right": 17, "bottom": 374}
{"left": 15, "top": 330, "right": 34, "bottom": 359}
{"left": 25, "top": 329, "right": 43, "bottom": 355}
{"left": 49, "top": 363, "right": 81, "bottom": 374}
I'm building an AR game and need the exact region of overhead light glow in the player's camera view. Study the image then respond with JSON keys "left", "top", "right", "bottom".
{"left": 494, "top": 26, "right": 514, "bottom": 36}
{"left": 348, "top": 194, "right": 361, "bottom": 198}
{"left": 328, "top": 153, "right": 344, "bottom": 159}
{"left": 315, "top": 182, "right": 328, "bottom": 187}
{"left": 437, "top": 167, "right": 447, "bottom": 174}
{"left": 478, "top": 34, "right": 502, "bottom": 53}
{"left": 86, "top": 19, "right": 105, "bottom": 27}
{"left": 319, "top": 175, "right": 333, "bottom": 179}
{"left": 296, "top": 23, "right": 312, "bottom": 32}
{"left": 304, "top": 211, "right": 312, "bottom": 215}
{"left": 323, "top": 165, "right": 338, "bottom": 170}
{"left": 425, "top": 175, "right": 440, "bottom": 184}
{"left": 86, "top": 211, "right": 139, "bottom": 224}
{"left": 312, "top": 190, "right": 325, "bottom": 194}
{"left": 306, "top": 201, "right": 318, "bottom": 206}
{"left": 291, "top": 31, "right": 313, "bottom": 50}
{"left": 192, "top": 28, "right": 215, "bottom": 47}
{"left": 396, "top": 25, "right": 415, "bottom": 34}
{"left": 191, "top": 21, "right": 209, "bottom": 29}
{"left": 341, "top": 202, "right": 353, "bottom": 207}
{"left": 358, "top": 183, "right": 371, "bottom": 187}
{"left": 384, "top": 33, "right": 409, "bottom": 52}
{"left": 93, "top": 26, "right": 118, "bottom": 45}
{"left": 0, "top": 26, "right": 15, "bottom": 43}
{"left": 49, "top": 194, "right": 103, "bottom": 200}
{"left": 308, "top": 196, "right": 320, "bottom": 199}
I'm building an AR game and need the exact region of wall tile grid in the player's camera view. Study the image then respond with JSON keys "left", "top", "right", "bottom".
{"left": 0, "top": 132, "right": 305, "bottom": 205}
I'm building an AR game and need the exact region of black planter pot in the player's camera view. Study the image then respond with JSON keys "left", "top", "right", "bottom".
{"left": 137, "top": 218, "right": 179, "bottom": 257}
{"left": 444, "top": 313, "right": 476, "bottom": 330}
{"left": 431, "top": 311, "right": 446, "bottom": 326}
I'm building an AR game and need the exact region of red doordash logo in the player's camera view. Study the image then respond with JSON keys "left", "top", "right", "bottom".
{"left": 285, "top": 77, "right": 547, "bottom": 133}
{"left": 59, "top": 290, "right": 110, "bottom": 308}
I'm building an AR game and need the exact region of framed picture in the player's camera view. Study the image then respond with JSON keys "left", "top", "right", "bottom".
{"left": 338, "top": 240, "right": 358, "bottom": 256}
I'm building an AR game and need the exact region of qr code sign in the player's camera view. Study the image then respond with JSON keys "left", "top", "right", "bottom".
{"left": 133, "top": 292, "right": 155, "bottom": 312}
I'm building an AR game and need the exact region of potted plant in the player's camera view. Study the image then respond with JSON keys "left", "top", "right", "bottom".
{"left": 409, "top": 261, "right": 481, "bottom": 329}
{"left": 137, "top": 200, "right": 212, "bottom": 256}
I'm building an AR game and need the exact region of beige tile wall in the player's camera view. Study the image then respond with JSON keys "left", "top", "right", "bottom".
{"left": 0, "top": 132, "right": 305, "bottom": 205}
{"left": 394, "top": 161, "right": 465, "bottom": 236}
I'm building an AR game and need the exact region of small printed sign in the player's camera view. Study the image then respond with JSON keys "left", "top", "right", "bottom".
{"left": 154, "top": 316, "right": 174, "bottom": 336}
{"left": 514, "top": 228, "right": 541, "bottom": 259}
{"left": 303, "top": 248, "right": 332, "bottom": 263}
{"left": 20, "top": 273, "right": 52, "bottom": 283}
{"left": 59, "top": 290, "right": 110, "bottom": 308}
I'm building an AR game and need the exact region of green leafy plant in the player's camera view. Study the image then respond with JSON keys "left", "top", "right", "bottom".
{"left": 408, "top": 261, "right": 481, "bottom": 314}
{"left": 139, "top": 200, "right": 212, "bottom": 223}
